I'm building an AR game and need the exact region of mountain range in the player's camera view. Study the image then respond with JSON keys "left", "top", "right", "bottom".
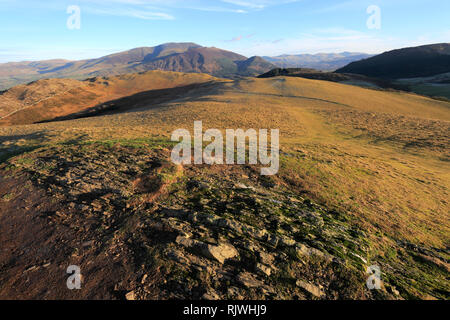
{"left": 263, "top": 52, "right": 374, "bottom": 71}
{"left": 0, "top": 43, "right": 276, "bottom": 90}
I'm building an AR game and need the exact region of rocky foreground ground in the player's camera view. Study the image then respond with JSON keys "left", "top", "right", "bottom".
{"left": 0, "top": 139, "right": 448, "bottom": 299}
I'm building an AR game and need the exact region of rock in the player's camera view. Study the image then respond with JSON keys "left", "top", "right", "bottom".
{"left": 235, "top": 183, "right": 255, "bottom": 191}
{"left": 187, "top": 180, "right": 209, "bottom": 191}
{"left": 254, "top": 228, "right": 268, "bottom": 240}
{"left": 200, "top": 243, "right": 239, "bottom": 264}
{"left": 202, "top": 288, "right": 221, "bottom": 300}
{"left": 125, "top": 291, "right": 136, "bottom": 300}
{"left": 167, "top": 249, "right": 190, "bottom": 265}
{"left": 256, "top": 263, "right": 272, "bottom": 277}
{"left": 237, "top": 272, "right": 264, "bottom": 288}
{"left": 296, "top": 280, "right": 324, "bottom": 298}
{"left": 296, "top": 243, "right": 334, "bottom": 262}
{"left": 304, "top": 212, "right": 324, "bottom": 227}
{"left": 350, "top": 252, "right": 367, "bottom": 264}
{"left": 216, "top": 218, "right": 243, "bottom": 234}
{"left": 279, "top": 236, "right": 296, "bottom": 246}
{"left": 227, "top": 286, "right": 242, "bottom": 298}
{"left": 387, "top": 285, "right": 400, "bottom": 296}
{"left": 259, "top": 251, "right": 275, "bottom": 265}
{"left": 267, "top": 234, "right": 279, "bottom": 247}
{"left": 175, "top": 235, "right": 197, "bottom": 248}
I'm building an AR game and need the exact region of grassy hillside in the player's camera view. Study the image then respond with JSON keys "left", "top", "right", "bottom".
{"left": 0, "top": 71, "right": 220, "bottom": 125}
{"left": 0, "top": 72, "right": 448, "bottom": 299}
{"left": 336, "top": 43, "right": 450, "bottom": 79}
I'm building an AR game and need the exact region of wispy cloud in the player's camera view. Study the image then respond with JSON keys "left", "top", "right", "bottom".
{"left": 221, "top": 0, "right": 300, "bottom": 10}
{"left": 83, "top": 6, "right": 175, "bottom": 20}
{"left": 220, "top": 0, "right": 266, "bottom": 10}
{"left": 226, "top": 34, "right": 254, "bottom": 42}
{"left": 79, "top": 0, "right": 176, "bottom": 20}
{"left": 0, "top": 0, "right": 301, "bottom": 20}
{"left": 78, "top": 0, "right": 280, "bottom": 19}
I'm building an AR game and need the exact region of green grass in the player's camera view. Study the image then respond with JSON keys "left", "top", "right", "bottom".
{"left": 67, "top": 137, "right": 177, "bottom": 149}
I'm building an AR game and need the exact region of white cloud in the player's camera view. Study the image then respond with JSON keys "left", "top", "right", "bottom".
{"left": 220, "top": 0, "right": 265, "bottom": 9}
{"left": 83, "top": 6, "right": 175, "bottom": 20}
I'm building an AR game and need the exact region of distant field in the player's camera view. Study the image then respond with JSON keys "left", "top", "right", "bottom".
{"left": 406, "top": 84, "right": 450, "bottom": 99}
{"left": 395, "top": 73, "right": 450, "bottom": 99}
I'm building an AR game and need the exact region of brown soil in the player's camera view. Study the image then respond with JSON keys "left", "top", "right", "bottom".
{"left": 0, "top": 172, "right": 140, "bottom": 299}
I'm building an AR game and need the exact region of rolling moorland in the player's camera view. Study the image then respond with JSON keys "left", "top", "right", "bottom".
{"left": 0, "top": 62, "right": 449, "bottom": 300}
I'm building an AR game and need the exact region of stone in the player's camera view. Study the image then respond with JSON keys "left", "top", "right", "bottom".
{"left": 175, "top": 236, "right": 197, "bottom": 248}
{"left": 237, "top": 272, "right": 264, "bottom": 288}
{"left": 202, "top": 288, "right": 221, "bottom": 300}
{"left": 296, "top": 243, "right": 333, "bottom": 262}
{"left": 258, "top": 251, "right": 275, "bottom": 265}
{"left": 279, "top": 236, "right": 296, "bottom": 246}
{"left": 350, "top": 252, "right": 368, "bottom": 264}
{"left": 267, "top": 234, "right": 279, "bottom": 247}
{"left": 254, "top": 229, "right": 268, "bottom": 240}
{"left": 200, "top": 243, "right": 239, "bottom": 264}
{"left": 227, "top": 286, "right": 242, "bottom": 298}
{"left": 216, "top": 218, "right": 243, "bottom": 234}
{"left": 296, "top": 280, "right": 324, "bottom": 298}
{"left": 235, "top": 183, "right": 255, "bottom": 191}
{"left": 125, "top": 291, "right": 136, "bottom": 300}
{"left": 256, "top": 263, "right": 272, "bottom": 277}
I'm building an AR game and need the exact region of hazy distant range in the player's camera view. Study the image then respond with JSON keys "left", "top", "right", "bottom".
{"left": 264, "top": 52, "right": 374, "bottom": 71}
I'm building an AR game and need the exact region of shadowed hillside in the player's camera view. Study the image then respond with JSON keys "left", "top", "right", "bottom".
{"left": 336, "top": 43, "right": 450, "bottom": 79}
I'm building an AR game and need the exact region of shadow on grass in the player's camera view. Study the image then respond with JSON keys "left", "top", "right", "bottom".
{"left": 0, "top": 132, "right": 177, "bottom": 165}
{"left": 0, "top": 131, "right": 51, "bottom": 164}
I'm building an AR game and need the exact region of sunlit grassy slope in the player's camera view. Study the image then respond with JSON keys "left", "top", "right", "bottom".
{"left": 0, "top": 70, "right": 219, "bottom": 125}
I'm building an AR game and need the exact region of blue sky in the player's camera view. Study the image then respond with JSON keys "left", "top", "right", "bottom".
{"left": 0, "top": 0, "right": 448, "bottom": 62}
